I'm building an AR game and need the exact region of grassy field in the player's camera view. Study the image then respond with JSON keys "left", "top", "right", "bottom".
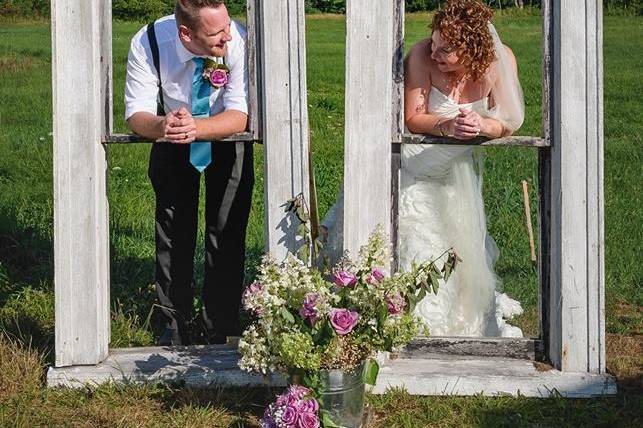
{"left": 0, "top": 11, "right": 641, "bottom": 427}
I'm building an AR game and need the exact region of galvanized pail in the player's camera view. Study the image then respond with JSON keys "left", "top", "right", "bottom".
{"left": 316, "top": 362, "right": 366, "bottom": 428}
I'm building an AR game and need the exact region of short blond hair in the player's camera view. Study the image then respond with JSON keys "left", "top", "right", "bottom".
{"left": 175, "top": 0, "right": 225, "bottom": 30}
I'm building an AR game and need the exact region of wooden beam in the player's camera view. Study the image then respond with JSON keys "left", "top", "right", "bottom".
{"left": 47, "top": 345, "right": 616, "bottom": 397}
{"left": 343, "top": 0, "right": 396, "bottom": 258}
{"left": 401, "top": 337, "right": 542, "bottom": 361}
{"left": 548, "top": 0, "right": 605, "bottom": 373}
{"left": 102, "top": 132, "right": 256, "bottom": 144}
{"left": 259, "top": 0, "right": 310, "bottom": 260}
{"left": 246, "top": 0, "right": 262, "bottom": 142}
{"left": 52, "top": 0, "right": 111, "bottom": 367}
{"left": 401, "top": 134, "right": 549, "bottom": 147}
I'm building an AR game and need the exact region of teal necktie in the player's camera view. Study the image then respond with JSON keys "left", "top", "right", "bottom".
{"left": 189, "top": 57, "right": 211, "bottom": 172}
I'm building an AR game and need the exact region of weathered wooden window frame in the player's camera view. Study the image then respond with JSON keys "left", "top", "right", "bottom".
{"left": 50, "top": 0, "right": 310, "bottom": 368}
{"left": 341, "top": 0, "right": 612, "bottom": 393}
{"left": 49, "top": 0, "right": 614, "bottom": 396}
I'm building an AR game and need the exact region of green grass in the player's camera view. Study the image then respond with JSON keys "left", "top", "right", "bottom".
{"left": 0, "top": 11, "right": 641, "bottom": 427}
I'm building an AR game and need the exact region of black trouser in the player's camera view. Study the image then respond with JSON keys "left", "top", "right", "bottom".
{"left": 149, "top": 141, "right": 254, "bottom": 340}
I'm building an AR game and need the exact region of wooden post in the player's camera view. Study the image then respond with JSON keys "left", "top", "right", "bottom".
{"left": 259, "top": 0, "right": 310, "bottom": 260}
{"left": 52, "top": 0, "right": 111, "bottom": 367}
{"left": 343, "top": 0, "right": 401, "bottom": 258}
{"left": 548, "top": 0, "right": 605, "bottom": 373}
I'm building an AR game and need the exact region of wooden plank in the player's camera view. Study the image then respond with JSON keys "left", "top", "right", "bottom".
{"left": 52, "top": 0, "right": 110, "bottom": 366}
{"left": 246, "top": 0, "right": 262, "bottom": 141}
{"left": 585, "top": 0, "right": 605, "bottom": 374}
{"left": 343, "top": 0, "right": 394, "bottom": 258}
{"left": 391, "top": 144, "right": 401, "bottom": 272}
{"left": 259, "top": 0, "right": 310, "bottom": 260}
{"left": 539, "top": 0, "right": 553, "bottom": 364}
{"left": 102, "top": 132, "right": 256, "bottom": 144}
{"left": 548, "top": 0, "right": 605, "bottom": 373}
{"left": 390, "top": 0, "right": 404, "bottom": 272}
{"left": 391, "top": 0, "right": 404, "bottom": 142}
{"left": 538, "top": 148, "right": 551, "bottom": 359}
{"left": 401, "top": 134, "right": 548, "bottom": 147}
{"left": 48, "top": 345, "right": 287, "bottom": 388}
{"left": 400, "top": 337, "right": 542, "bottom": 361}
{"left": 47, "top": 346, "right": 616, "bottom": 397}
{"left": 373, "top": 357, "right": 616, "bottom": 397}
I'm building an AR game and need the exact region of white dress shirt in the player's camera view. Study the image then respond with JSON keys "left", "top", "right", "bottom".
{"left": 125, "top": 15, "right": 248, "bottom": 121}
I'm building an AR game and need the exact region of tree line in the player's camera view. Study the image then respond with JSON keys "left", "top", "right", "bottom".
{"left": 1, "top": 0, "right": 640, "bottom": 19}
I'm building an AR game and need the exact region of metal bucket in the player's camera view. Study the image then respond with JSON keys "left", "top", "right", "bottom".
{"left": 316, "top": 362, "right": 366, "bottom": 428}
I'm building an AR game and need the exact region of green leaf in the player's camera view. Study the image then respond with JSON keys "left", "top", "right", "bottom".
{"left": 280, "top": 306, "right": 295, "bottom": 324}
{"left": 363, "top": 358, "right": 380, "bottom": 386}
{"left": 296, "top": 206, "right": 306, "bottom": 220}
{"left": 416, "top": 287, "right": 426, "bottom": 302}
{"left": 298, "top": 244, "right": 310, "bottom": 263}
{"left": 442, "top": 261, "right": 453, "bottom": 283}
{"left": 321, "top": 411, "right": 341, "bottom": 428}
{"left": 377, "top": 304, "right": 388, "bottom": 326}
{"left": 297, "top": 223, "right": 309, "bottom": 236}
{"left": 430, "top": 275, "right": 439, "bottom": 294}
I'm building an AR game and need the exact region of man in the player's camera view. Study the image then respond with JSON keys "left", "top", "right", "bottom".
{"left": 125, "top": 0, "right": 253, "bottom": 345}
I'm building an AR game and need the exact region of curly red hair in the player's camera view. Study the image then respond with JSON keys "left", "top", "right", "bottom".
{"left": 431, "top": 0, "right": 496, "bottom": 81}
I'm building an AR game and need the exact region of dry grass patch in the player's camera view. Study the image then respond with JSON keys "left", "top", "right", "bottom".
{"left": 607, "top": 333, "right": 643, "bottom": 392}
{"left": 0, "top": 333, "right": 43, "bottom": 405}
{"left": 0, "top": 56, "right": 35, "bottom": 74}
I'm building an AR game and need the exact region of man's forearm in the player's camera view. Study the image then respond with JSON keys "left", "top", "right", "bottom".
{"left": 195, "top": 110, "right": 248, "bottom": 141}
{"left": 127, "top": 112, "right": 165, "bottom": 140}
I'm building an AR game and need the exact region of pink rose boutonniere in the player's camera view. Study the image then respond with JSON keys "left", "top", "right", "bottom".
{"left": 202, "top": 58, "right": 229, "bottom": 89}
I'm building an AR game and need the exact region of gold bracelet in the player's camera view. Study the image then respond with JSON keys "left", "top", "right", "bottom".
{"left": 437, "top": 121, "right": 446, "bottom": 137}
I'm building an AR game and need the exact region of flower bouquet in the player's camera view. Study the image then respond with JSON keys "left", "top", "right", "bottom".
{"left": 239, "top": 226, "right": 459, "bottom": 427}
{"left": 261, "top": 385, "right": 321, "bottom": 428}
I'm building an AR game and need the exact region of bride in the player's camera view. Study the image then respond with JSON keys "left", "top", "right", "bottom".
{"left": 323, "top": 0, "right": 525, "bottom": 337}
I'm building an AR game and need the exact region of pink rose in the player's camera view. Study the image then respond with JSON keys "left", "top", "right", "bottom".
{"left": 330, "top": 308, "right": 360, "bottom": 335}
{"left": 332, "top": 270, "right": 357, "bottom": 288}
{"left": 282, "top": 405, "right": 298, "bottom": 426}
{"left": 209, "top": 68, "right": 228, "bottom": 88}
{"left": 297, "top": 398, "right": 319, "bottom": 414}
{"left": 366, "top": 267, "right": 386, "bottom": 284}
{"left": 385, "top": 292, "right": 406, "bottom": 315}
{"left": 297, "top": 412, "right": 320, "bottom": 428}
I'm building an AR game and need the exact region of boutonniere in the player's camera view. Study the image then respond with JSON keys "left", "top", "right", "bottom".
{"left": 202, "top": 58, "right": 229, "bottom": 88}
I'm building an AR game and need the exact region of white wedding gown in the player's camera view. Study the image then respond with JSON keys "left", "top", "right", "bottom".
{"left": 322, "top": 86, "right": 523, "bottom": 337}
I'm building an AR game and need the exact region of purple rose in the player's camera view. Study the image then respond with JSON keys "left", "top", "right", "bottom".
{"left": 386, "top": 292, "right": 406, "bottom": 315}
{"left": 333, "top": 270, "right": 358, "bottom": 288}
{"left": 366, "top": 267, "right": 386, "bottom": 284}
{"left": 209, "top": 68, "right": 228, "bottom": 88}
{"left": 330, "top": 308, "right": 360, "bottom": 335}
{"left": 282, "top": 405, "right": 298, "bottom": 426}
{"left": 297, "top": 412, "right": 320, "bottom": 428}
{"left": 297, "top": 398, "right": 319, "bottom": 414}
{"left": 299, "top": 292, "right": 320, "bottom": 324}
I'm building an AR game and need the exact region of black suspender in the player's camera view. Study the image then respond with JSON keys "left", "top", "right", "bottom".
{"left": 146, "top": 21, "right": 165, "bottom": 116}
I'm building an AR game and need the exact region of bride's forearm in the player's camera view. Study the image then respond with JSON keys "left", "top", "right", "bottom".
{"left": 480, "top": 117, "right": 508, "bottom": 138}
{"left": 405, "top": 114, "right": 449, "bottom": 136}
